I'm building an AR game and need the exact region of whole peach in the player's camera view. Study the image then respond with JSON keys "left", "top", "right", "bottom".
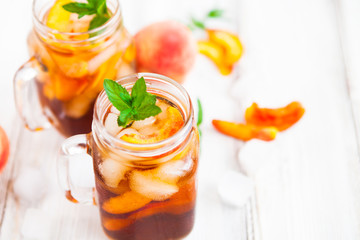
{"left": 135, "top": 20, "right": 197, "bottom": 84}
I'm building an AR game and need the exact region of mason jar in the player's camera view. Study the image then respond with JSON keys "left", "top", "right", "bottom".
{"left": 58, "top": 73, "right": 199, "bottom": 240}
{"left": 14, "top": 0, "right": 135, "bottom": 137}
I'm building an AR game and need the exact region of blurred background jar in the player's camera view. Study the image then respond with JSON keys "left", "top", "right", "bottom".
{"left": 14, "top": 0, "right": 135, "bottom": 137}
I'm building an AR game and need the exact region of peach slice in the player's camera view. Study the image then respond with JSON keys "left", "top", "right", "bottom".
{"left": 207, "top": 29, "right": 243, "bottom": 65}
{"left": 198, "top": 41, "right": 232, "bottom": 75}
{"left": 103, "top": 217, "right": 134, "bottom": 231}
{"left": 54, "top": 74, "right": 88, "bottom": 101}
{"left": 245, "top": 102, "right": 305, "bottom": 131}
{"left": 120, "top": 106, "right": 184, "bottom": 144}
{"left": 46, "top": 0, "right": 73, "bottom": 32}
{"left": 102, "top": 191, "right": 151, "bottom": 215}
{"left": 212, "top": 120, "right": 277, "bottom": 141}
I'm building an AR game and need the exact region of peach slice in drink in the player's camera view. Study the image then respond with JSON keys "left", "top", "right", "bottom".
{"left": 46, "top": 0, "right": 91, "bottom": 41}
{"left": 102, "top": 217, "right": 134, "bottom": 232}
{"left": 120, "top": 106, "right": 184, "bottom": 144}
{"left": 102, "top": 191, "right": 152, "bottom": 215}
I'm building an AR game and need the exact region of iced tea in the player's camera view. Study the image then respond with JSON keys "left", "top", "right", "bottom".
{"left": 16, "top": 0, "right": 135, "bottom": 136}
{"left": 92, "top": 98, "right": 199, "bottom": 240}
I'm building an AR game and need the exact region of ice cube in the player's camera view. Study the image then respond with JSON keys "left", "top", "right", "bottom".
{"left": 156, "top": 101, "right": 169, "bottom": 121}
{"left": 217, "top": 170, "right": 254, "bottom": 208}
{"left": 13, "top": 166, "right": 47, "bottom": 204}
{"left": 129, "top": 170, "right": 178, "bottom": 201}
{"left": 21, "top": 208, "right": 53, "bottom": 240}
{"left": 99, "top": 158, "right": 128, "bottom": 188}
{"left": 138, "top": 126, "right": 158, "bottom": 136}
{"left": 154, "top": 158, "right": 193, "bottom": 183}
{"left": 105, "top": 113, "right": 123, "bottom": 136}
{"left": 117, "top": 128, "right": 140, "bottom": 138}
{"left": 131, "top": 117, "right": 156, "bottom": 131}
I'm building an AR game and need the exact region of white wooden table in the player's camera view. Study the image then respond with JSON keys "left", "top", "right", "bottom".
{"left": 1, "top": 0, "right": 360, "bottom": 239}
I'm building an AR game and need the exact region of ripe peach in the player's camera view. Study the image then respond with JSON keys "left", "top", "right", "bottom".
{"left": 135, "top": 21, "right": 197, "bottom": 83}
{"left": 0, "top": 126, "right": 10, "bottom": 173}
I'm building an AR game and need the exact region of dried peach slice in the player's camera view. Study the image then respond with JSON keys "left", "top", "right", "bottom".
{"left": 207, "top": 29, "right": 243, "bottom": 65}
{"left": 212, "top": 120, "right": 277, "bottom": 141}
{"left": 198, "top": 40, "right": 232, "bottom": 75}
{"left": 245, "top": 102, "right": 305, "bottom": 131}
{"left": 102, "top": 191, "right": 151, "bottom": 215}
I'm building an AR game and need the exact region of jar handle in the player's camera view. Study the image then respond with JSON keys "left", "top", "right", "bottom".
{"left": 57, "top": 134, "right": 96, "bottom": 205}
{"left": 13, "top": 57, "right": 51, "bottom": 131}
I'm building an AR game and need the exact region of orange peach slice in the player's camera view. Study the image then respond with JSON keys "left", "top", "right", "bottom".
{"left": 102, "top": 217, "right": 134, "bottom": 231}
{"left": 102, "top": 191, "right": 152, "bottom": 215}
{"left": 212, "top": 120, "right": 277, "bottom": 141}
{"left": 120, "top": 106, "right": 184, "bottom": 144}
{"left": 245, "top": 102, "right": 305, "bottom": 131}
{"left": 46, "top": 0, "right": 73, "bottom": 32}
{"left": 207, "top": 29, "right": 243, "bottom": 65}
{"left": 198, "top": 41, "right": 232, "bottom": 75}
{"left": 54, "top": 75, "right": 88, "bottom": 101}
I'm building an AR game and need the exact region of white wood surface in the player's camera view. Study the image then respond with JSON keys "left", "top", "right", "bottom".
{"left": 1, "top": 0, "right": 360, "bottom": 239}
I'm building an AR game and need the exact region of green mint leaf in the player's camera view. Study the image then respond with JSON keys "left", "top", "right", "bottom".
{"left": 103, "top": 79, "right": 132, "bottom": 112}
{"left": 87, "top": 0, "right": 97, "bottom": 7}
{"left": 62, "top": 0, "right": 109, "bottom": 32}
{"left": 191, "top": 17, "right": 205, "bottom": 29}
{"left": 131, "top": 77, "right": 147, "bottom": 108}
{"left": 104, "top": 78, "right": 162, "bottom": 128}
{"left": 135, "top": 104, "right": 162, "bottom": 121}
{"left": 62, "top": 3, "right": 96, "bottom": 15}
{"left": 95, "top": 0, "right": 108, "bottom": 16}
{"left": 207, "top": 9, "right": 224, "bottom": 18}
{"left": 89, "top": 14, "right": 109, "bottom": 30}
{"left": 117, "top": 108, "right": 133, "bottom": 127}
{"left": 197, "top": 98, "right": 203, "bottom": 126}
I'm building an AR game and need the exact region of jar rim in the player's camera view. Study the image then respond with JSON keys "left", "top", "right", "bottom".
{"left": 32, "top": 0, "right": 121, "bottom": 44}
{"left": 92, "top": 73, "right": 195, "bottom": 157}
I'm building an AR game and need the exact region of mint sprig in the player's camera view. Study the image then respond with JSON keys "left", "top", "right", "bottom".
{"left": 63, "top": 0, "right": 110, "bottom": 31}
{"left": 104, "top": 77, "right": 162, "bottom": 128}
{"left": 188, "top": 8, "right": 224, "bottom": 31}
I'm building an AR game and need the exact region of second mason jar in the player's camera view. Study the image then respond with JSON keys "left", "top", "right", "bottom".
{"left": 14, "top": 0, "right": 135, "bottom": 137}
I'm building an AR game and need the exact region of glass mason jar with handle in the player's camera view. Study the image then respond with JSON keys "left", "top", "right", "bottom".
{"left": 14, "top": 0, "right": 135, "bottom": 137}
{"left": 58, "top": 73, "right": 199, "bottom": 240}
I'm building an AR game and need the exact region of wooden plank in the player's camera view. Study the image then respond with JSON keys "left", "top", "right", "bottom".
{"left": 234, "top": 0, "right": 360, "bottom": 239}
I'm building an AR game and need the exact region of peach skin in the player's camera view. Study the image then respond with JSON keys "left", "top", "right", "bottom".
{"left": 245, "top": 102, "right": 305, "bottom": 131}
{"left": 212, "top": 120, "right": 277, "bottom": 141}
{"left": 135, "top": 21, "right": 197, "bottom": 84}
{"left": 0, "top": 126, "right": 9, "bottom": 173}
